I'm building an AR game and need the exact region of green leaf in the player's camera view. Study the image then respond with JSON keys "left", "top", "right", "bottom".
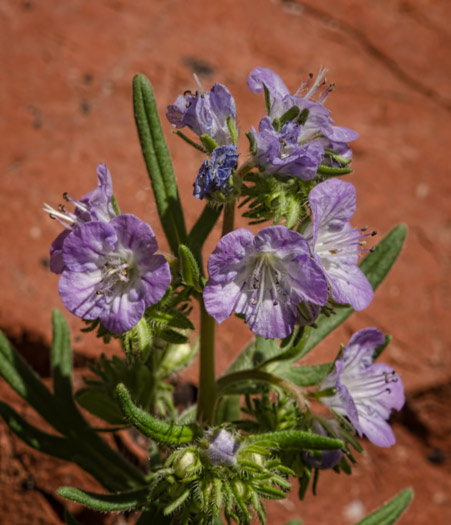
{"left": 356, "top": 488, "right": 414, "bottom": 525}
{"left": 0, "top": 402, "right": 71, "bottom": 460}
{"left": 51, "top": 310, "right": 76, "bottom": 409}
{"left": 122, "top": 317, "right": 153, "bottom": 362}
{"left": 0, "top": 332, "right": 71, "bottom": 434}
{"left": 187, "top": 203, "right": 223, "bottom": 272}
{"left": 245, "top": 430, "right": 343, "bottom": 450}
{"left": 260, "top": 327, "right": 312, "bottom": 369}
{"left": 226, "top": 336, "right": 280, "bottom": 374}
{"left": 178, "top": 244, "right": 202, "bottom": 292}
{"left": 116, "top": 383, "right": 199, "bottom": 444}
{"left": 200, "top": 133, "right": 219, "bottom": 153}
{"left": 75, "top": 388, "right": 125, "bottom": 425}
{"left": 133, "top": 73, "right": 187, "bottom": 254}
{"left": 286, "top": 519, "right": 302, "bottom": 525}
{"left": 374, "top": 334, "right": 391, "bottom": 360}
{"left": 58, "top": 486, "right": 149, "bottom": 512}
{"left": 298, "top": 224, "right": 407, "bottom": 360}
{"left": 214, "top": 395, "right": 241, "bottom": 425}
{"left": 227, "top": 115, "right": 238, "bottom": 145}
{"left": 275, "top": 363, "right": 332, "bottom": 386}
{"left": 316, "top": 165, "right": 353, "bottom": 176}
{"left": 246, "top": 131, "right": 257, "bottom": 155}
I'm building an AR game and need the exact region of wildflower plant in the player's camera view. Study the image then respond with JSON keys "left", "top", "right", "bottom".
{"left": 0, "top": 68, "right": 414, "bottom": 524}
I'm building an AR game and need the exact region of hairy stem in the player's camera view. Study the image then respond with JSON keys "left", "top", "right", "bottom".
{"left": 196, "top": 301, "right": 216, "bottom": 426}
{"left": 222, "top": 200, "right": 236, "bottom": 237}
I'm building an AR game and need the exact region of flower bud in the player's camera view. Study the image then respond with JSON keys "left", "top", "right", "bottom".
{"left": 174, "top": 449, "right": 201, "bottom": 478}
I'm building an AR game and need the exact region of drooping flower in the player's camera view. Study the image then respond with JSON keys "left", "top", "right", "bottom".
{"left": 166, "top": 81, "right": 238, "bottom": 146}
{"left": 247, "top": 67, "right": 358, "bottom": 145}
{"left": 206, "top": 429, "right": 240, "bottom": 467}
{"left": 302, "top": 420, "right": 343, "bottom": 470}
{"left": 203, "top": 226, "right": 328, "bottom": 339}
{"left": 304, "top": 178, "right": 374, "bottom": 311}
{"left": 58, "top": 214, "right": 171, "bottom": 334}
{"left": 252, "top": 116, "right": 324, "bottom": 180}
{"left": 193, "top": 144, "right": 239, "bottom": 199}
{"left": 44, "top": 163, "right": 116, "bottom": 273}
{"left": 319, "top": 328, "right": 405, "bottom": 447}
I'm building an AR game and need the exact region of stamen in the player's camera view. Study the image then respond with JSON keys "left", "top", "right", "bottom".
{"left": 193, "top": 73, "right": 204, "bottom": 95}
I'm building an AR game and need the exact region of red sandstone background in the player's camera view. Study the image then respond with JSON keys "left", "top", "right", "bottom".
{"left": 1, "top": 1, "right": 450, "bottom": 523}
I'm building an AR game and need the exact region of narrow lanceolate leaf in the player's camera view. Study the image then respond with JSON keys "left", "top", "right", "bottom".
{"left": 299, "top": 224, "right": 407, "bottom": 360}
{"left": 245, "top": 430, "right": 343, "bottom": 451}
{"left": 0, "top": 402, "right": 71, "bottom": 460}
{"left": 116, "top": 384, "right": 199, "bottom": 444}
{"left": 275, "top": 363, "right": 332, "bottom": 387}
{"left": 178, "top": 244, "right": 202, "bottom": 292}
{"left": 133, "top": 73, "right": 187, "bottom": 254}
{"left": 187, "top": 203, "right": 223, "bottom": 272}
{"left": 58, "top": 486, "right": 149, "bottom": 512}
{"left": 51, "top": 309, "right": 75, "bottom": 409}
{"left": 316, "top": 164, "right": 353, "bottom": 176}
{"left": 226, "top": 337, "right": 280, "bottom": 374}
{"left": 0, "top": 332, "right": 71, "bottom": 434}
{"left": 356, "top": 488, "right": 414, "bottom": 525}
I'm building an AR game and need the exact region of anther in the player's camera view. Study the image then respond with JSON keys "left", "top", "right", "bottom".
{"left": 49, "top": 214, "right": 56, "bottom": 220}
{"left": 359, "top": 241, "right": 366, "bottom": 246}
{"left": 329, "top": 249, "right": 338, "bottom": 254}
{"left": 183, "top": 90, "right": 192, "bottom": 97}
{"left": 360, "top": 226, "right": 369, "bottom": 231}
{"left": 273, "top": 300, "right": 279, "bottom": 306}
{"left": 63, "top": 192, "right": 70, "bottom": 201}
{"left": 371, "top": 231, "right": 377, "bottom": 236}
{"left": 58, "top": 204, "right": 65, "bottom": 212}
{"left": 251, "top": 300, "right": 257, "bottom": 305}
{"left": 95, "top": 290, "right": 104, "bottom": 295}
{"left": 369, "top": 247, "right": 376, "bottom": 253}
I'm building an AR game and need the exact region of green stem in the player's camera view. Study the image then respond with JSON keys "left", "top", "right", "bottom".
{"left": 216, "top": 369, "right": 307, "bottom": 411}
{"left": 196, "top": 301, "right": 216, "bottom": 426}
{"left": 222, "top": 200, "right": 236, "bottom": 237}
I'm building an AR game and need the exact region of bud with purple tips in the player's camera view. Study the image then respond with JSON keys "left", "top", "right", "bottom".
{"left": 206, "top": 429, "right": 240, "bottom": 467}
{"left": 319, "top": 328, "right": 405, "bottom": 447}
{"left": 193, "top": 144, "right": 239, "bottom": 200}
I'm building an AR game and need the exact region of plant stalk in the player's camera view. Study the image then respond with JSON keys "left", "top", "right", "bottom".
{"left": 196, "top": 301, "right": 216, "bottom": 426}
{"left": 222, "top": 200, "right": 236, "bottom": 237}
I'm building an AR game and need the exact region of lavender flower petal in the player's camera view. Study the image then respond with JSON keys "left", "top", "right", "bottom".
{"left": 58, "top": 214, "right": 171, "bottom": 334}
{"left": 166, "top": 82, "right": 237, "bottom": 146}
{"left": 204, "top": 226, "right": 328, "bottom": 338}
{"left": 320, "top": 328, "right": 405, "bottom": 447}
{"left": 305, "top": 179, "right": 374, "bottom": 310}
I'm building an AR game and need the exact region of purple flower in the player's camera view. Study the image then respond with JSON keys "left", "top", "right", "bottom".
{"left": 247, "top": 67, "right": 358, "bottom": 157}
{"left": 166, "top": 82, "right": 237, "bottom": 146}
{"left": 58, "top": 214, "right": 171, "bottom": 334}
{"left": 304, "top": 178, "right": 374, "bottom": 311}
{"left": 206, "top": 429, "right": 240, "bottom": 467}
{"left": 302, "top": 421, "right": 343, "bottom": 470}
{"left": 193, "top": 144, "right": 239, "bottom": 199}
{"left": 203, "top": 226, "right": 328, "bottom": 339}
{"left": 252, "top": 116, "right": 324, "bottom": 180}
{"left": 44, "top": 164, "right": 116, "bottom": 274}
{"left": 319, "top": 328, "right": 405, "bottom": 447}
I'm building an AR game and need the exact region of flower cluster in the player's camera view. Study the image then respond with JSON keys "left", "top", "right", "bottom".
{"left": 45, "top": 164, "right": 170, "bottom": 333}
{"left": 247, "top": 67, "right": 358, "bottom": 179}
